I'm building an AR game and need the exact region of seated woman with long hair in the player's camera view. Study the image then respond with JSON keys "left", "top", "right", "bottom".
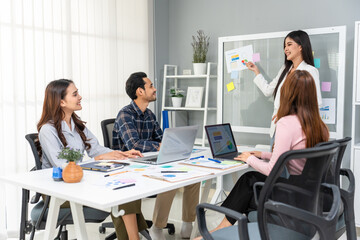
{"left": 195, "top": 70, "right": 329, "bottom": 238}
{"left": 37, "top": 79, "right": 146, "bottom": 240}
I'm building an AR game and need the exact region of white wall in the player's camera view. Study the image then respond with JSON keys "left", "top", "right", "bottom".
{"left": 0, "top": 0, "right": 153, "bottom": 237}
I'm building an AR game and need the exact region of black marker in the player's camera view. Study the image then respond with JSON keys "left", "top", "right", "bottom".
{"left": 112, "top": 183, "right": 136, "bottom": 190}
{"left": 160, "top": 171, "right": 188, "bottom": 173}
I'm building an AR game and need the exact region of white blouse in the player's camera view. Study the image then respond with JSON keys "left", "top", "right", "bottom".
{"left": 253, "top": 61, "right": 322, "bottom": 137}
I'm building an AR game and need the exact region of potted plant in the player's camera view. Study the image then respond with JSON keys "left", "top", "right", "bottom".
{"left": 191, "top": 30, "right": 210, "bottom": 75}
{"left": 170, "top": 87, "right": 184, "bottom": 108}
{"left": 58, "top": 147, "right": 84, "bottom": 183}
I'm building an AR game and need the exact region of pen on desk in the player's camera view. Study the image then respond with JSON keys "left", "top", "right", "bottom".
{"left": 104, "top": 170, "right": 129, "bottom": 177}
{"left": 113, "top": 183, "right": 136, "bottom": 190}
{"left": 161, "top": 171, "right": 188, "bottom": 173}
{"left": 189, "top": 155, "right": 204, "bottom": 160}
{"left": 208, "top": 158, "right": 222, "bottom": 163}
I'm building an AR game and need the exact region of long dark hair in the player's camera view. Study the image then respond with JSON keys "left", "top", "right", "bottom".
{"left": 273, "top": 30, "right": 314, "bottom": 99}
{"left": 277, "top": 70, "right": 328, "bottom": 148}
{"left": 37, "top": 79, "right": 91, "bottom": 150}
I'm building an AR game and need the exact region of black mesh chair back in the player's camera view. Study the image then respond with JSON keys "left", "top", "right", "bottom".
{"left": 25, "top": 133, "right": 42, "bottom": 170}
{"left": 316, "top": 137, "right": 351, "bottom": 186}
{"left": 101, "top": 118, "right": 116, "bottom": 149}
{"left": 257, "top": 143, "right": 340, "bottom": 239}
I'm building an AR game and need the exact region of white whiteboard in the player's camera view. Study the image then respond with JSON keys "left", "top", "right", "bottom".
{"left": 217, "top": 26, "right": 346, "bottom": 139}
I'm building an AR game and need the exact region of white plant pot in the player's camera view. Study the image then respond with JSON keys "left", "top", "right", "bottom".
{"left": 171, "top": 97, "right": 183, "bottom": 108}
{"left": 193, "top": 63, "right": 207, "bottom": 75}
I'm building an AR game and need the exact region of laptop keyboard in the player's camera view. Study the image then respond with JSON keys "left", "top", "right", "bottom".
{"left": 130, "top": 155, "right": 157, "bottom": 162}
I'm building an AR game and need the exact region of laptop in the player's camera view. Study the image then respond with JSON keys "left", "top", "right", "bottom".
{"left": 205, "top": 123, "right": 241, "bottom": 161}
{"left": 130, "top": 125, "right": 198, "bottom": 165}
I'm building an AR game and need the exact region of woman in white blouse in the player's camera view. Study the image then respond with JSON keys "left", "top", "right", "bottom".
{"left": 37, "top": 79, "right": 146, "bottom": 240}
{"left": 246, "top": 30, "right": 322, "bottom": 141}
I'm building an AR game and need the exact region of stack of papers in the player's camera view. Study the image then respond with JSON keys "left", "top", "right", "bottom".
{"left": 181, "top": 158, "right": 245, "bottom": 170}
{"left": 143, "top": 166, "right": 212, "bottom": 183}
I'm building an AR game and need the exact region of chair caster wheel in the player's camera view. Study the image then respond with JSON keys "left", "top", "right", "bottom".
{"left": 168, "top": 226, "right": 175, "bottom": 235}
{"left": 99, "top": 226, "right": 106, "bottom": 234}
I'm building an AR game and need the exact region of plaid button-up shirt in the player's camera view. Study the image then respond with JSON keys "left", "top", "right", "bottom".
{"left": 112, "top": 101, "right": 162, "bottom": 152}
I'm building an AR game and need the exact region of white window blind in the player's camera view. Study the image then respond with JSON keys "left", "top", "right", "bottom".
{"left": 0, "top": 0, "right": 152, "bottom": 237}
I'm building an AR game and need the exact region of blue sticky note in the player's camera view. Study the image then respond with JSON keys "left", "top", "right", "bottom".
{"left": 314, "top": 58, "right": 320, "bottom": 68}
{"left": 230, "top": 71, "right": 239, "bottom": 79}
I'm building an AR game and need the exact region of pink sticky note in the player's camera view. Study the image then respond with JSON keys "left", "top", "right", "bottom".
{"left": 321, "top": 82, "right": 331, "bottom": 92}
{"left": 252, "top": 53, "right": 261, "bottom": 63}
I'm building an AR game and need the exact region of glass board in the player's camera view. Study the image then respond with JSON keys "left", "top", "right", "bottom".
{"left": 218, "top": 26, "right": 346, "bottom": 139}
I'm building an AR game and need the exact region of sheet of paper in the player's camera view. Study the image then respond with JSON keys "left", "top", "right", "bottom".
{"left": 321, "top": 82, "right": 331, "bottom": 92}
{"left": 143, "top": 167, "right": 212, "bottom": 183}
{"left": 227, "top": 82, "right": 235, "bottom": 92}
{"left": 181, "top": 158, "right": 245, "bottom": 170}
{"left": 320, "top": 98, "right": 336, "bottom": 124}
{"left": 225, "top": 45, "right": 254, "bottom": 73}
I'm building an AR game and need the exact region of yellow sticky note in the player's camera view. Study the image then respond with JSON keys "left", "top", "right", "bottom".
{"left": 226, "top": 82, "right": 235, "bottom": 92}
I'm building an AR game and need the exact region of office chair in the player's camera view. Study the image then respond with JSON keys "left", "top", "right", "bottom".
{"left": 316, "top": 137, "right": 356, "bottom": 240}
{"left": 99, "top": 118, "right": 175, "bottom": 239}
{"left": 248, "top": 138, "right": 356, "bottom": 238}
{"left": 21, "top": 133, "right": 109, "bottom": 240}
{"left": 197, "top": 143, "right": 341, "bottom": 240}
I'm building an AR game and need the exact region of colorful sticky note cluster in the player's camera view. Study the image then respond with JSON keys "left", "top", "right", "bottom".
{"left": 321, "top": 82, "right": 332, "bottom": 92}
{"left": 252, "top": 53, "right": 261, "bottom": 63}
{"left": 226, "top": 82, "right": 235, "bottom": 92}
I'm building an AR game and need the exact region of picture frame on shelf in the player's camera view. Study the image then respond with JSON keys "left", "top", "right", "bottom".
{"left": 185, "top": 87, "right": 204, "bottom": 108}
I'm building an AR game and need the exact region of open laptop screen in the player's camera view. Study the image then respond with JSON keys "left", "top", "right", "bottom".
{"left": 205, "top": 123, "right": 237, "bottom": 157}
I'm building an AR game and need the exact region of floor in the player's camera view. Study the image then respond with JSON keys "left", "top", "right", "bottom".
{"left": 11, "top": 189, "right": 360, "bottom": 239}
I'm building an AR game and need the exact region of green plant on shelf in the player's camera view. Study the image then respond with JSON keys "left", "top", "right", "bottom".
{"left": 170, "top": 88, "right": 184, "bottom": 98}
{"left": 191, "top": 30, "right": 210, "bottom": 63}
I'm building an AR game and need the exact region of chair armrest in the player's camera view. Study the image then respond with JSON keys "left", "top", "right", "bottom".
{"left": 30, "top": 193, "right": 42, "bottom": 204}
{"left": 339, "top": 168, "right": 355, "bottom": 195}
{"left": 264, "top": 184, "right": 340, "bottom": 238}
{"left": 253, "top": 182, "right": 264, "bottom": 206}
{"left": 196, "top": 203, "right": 249, "bottom": 240}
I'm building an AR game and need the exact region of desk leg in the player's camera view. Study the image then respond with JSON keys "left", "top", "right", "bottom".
{"left": 69, "top": 202, "right": 88, "bottom": 240}
{"left": 191, "top": 179, "right": 212, "bottom": 239}
{"left": 43, "top": 197, "right": 65, "bottom": 240}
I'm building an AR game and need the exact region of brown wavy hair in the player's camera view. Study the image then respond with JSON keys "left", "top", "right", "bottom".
{"left": 277, "top": 70, "right": 328, "bottom": 148}
{"left": 37, "top": 79, "right": 91, "bottom": 150}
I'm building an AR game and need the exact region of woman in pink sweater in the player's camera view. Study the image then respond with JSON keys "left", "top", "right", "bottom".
{"left": 199, "top": 70, "right": 329, "bottom": 236}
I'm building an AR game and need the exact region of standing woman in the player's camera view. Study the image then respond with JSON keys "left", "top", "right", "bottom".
{"left": 37, "top": 79, "right": 147, "bottom": 240}
{"left": 246, "top": 30, "right": 322, "bottom": 141}
{"left": 194, "top": 70, "right": 329, "bottom": 238}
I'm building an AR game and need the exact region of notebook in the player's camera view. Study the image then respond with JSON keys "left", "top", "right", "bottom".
{"left": 205, "top": 123, "right": 241, "bottom": 161}
{"left": 130, "top": 125, "right": 198, "bottom": 165}
{"left": 81, "top": 161, "right": 129, "bottom": 172}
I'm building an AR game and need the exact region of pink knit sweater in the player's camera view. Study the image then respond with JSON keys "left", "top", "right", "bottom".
{"left": 247, "top": 115, "right": 306, "bottom": 176}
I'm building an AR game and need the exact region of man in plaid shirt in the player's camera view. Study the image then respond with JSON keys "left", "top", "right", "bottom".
{"left": 113, "top": 72, "right": 200, "bottom": 240}
{"left": 112, "top": 72, "right": 162, "bottom": 152}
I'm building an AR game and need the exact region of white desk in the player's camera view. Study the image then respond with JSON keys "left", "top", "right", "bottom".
{"left": 0, "top": 148, "right": 252, "bottom": 240}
